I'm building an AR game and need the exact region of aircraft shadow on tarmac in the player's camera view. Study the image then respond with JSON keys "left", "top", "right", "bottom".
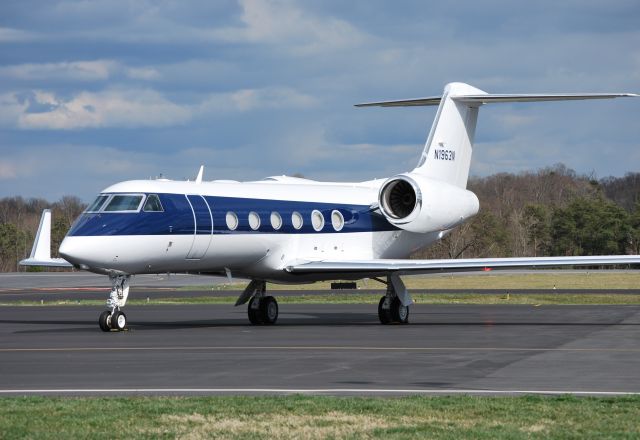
{"left": 3, "top": 312, "right": 638, "bottom": 334}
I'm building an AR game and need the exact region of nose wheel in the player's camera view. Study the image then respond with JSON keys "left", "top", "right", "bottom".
{"left": 99, "top": 273, "right": 131, "bottom": 332}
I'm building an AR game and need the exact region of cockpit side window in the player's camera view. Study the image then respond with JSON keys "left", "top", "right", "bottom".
{"left": 143, "top": 194, "right": 164, "bottom": 212}
{"left": 86, "top": 195, "right": 109, "bottom": 212}
{"left": 103, "top": 195, "right": 144, "bottom": 212}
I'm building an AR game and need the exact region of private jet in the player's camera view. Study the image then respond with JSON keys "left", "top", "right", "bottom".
{"left": 21, "top": 82, "right": 640, "bottom": 331}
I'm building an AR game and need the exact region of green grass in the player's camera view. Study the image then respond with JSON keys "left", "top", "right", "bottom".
{"left": 3, "top": 292, "right": 640, "bottom": 307}
{"left": 179, "top": 272, "right": 640, "bottom": 291}
{"left": 1, "top": 395, "right": 639, "bottom": 439}
{"left": 3, "top": 273, "right": 639, "bottom": 306}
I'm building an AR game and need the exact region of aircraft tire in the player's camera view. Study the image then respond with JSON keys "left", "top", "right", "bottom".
{"left": 98, "top": 310, "right": 111, "bottom": 332}
{"left": 378, "top": 296, "right": 392, "bottom": 324}
{"left": 260, "top": 296, "right": 278, "bottom": 325}
{"left": 390, "top": 297, "right": 409, "bottom": 324}
{"left": 248, "top": 297, "right": 263, "bottom": 325}
{"left": 110, "top": 311, "right": 127, "bottom": 331}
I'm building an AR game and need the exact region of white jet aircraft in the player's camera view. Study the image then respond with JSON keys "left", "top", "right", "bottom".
{"left": 21, "top": 82, "right": 640, "bottom": 332}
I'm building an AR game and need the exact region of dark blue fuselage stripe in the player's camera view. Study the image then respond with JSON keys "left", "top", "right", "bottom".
{"left": 68, "top": 193, "right": 397, "bottom": 237}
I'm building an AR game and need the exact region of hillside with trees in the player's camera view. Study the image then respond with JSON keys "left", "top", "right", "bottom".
{"left": 0, "top": 164, "right": 639, "bottom": 272}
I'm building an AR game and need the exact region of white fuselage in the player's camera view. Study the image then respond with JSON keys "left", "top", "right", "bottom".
{"left": 59, "top": 176, "right": 441, "bottom": 282}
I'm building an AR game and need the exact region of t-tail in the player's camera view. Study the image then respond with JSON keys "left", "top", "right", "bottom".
{"left": 356, "top": 82, "right": 638, "bottom": 188}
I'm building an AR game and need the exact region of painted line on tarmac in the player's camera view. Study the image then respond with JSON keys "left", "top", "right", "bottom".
{"left": 2, "top": 346, "right": 640, "bottom": 353}
{"left": 0, "top": 388, "right": 638, "bottom": 396}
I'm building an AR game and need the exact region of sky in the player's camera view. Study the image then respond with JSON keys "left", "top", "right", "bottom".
{"left": 1, "top": 0, "right": 639, "bottom": 202}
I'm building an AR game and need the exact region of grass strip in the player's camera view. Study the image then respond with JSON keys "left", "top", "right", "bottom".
{"left": 176, "top": 272, "right": 640, "bottom": 292}
{"left": 1, "top": 395, "right": 639, "bottom": 439}
{"left": 2, "top": 293, "right": 640, "bottom": 307}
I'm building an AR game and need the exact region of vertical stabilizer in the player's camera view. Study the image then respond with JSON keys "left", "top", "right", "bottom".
{"left": 413, "top": 82, "right": 485, "bottom": 188}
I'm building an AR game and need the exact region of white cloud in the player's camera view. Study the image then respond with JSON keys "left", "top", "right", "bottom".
{"left": 0, "top": 27, "right": 38, "bottom": 43}
{"left": 214, "top": 0, "right": 367, "bottom": 53}
{"left": 200, "top": 87, "right": 318, "bottom": 112}
{"left": 0, "top": 60, "right": 160, "bottom": 82}
{"left": 0, "top": 161, "right": 17, "bottom": 179}
{"left": 15, "top": 89, "right": 191, "bottom": 130}
{"left": 0, "top": 85, "right": 317, "bottom": 130}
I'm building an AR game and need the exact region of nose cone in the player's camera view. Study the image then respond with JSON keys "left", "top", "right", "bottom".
{"left": 58, "top": 236, "right": 84, "bottom": 265}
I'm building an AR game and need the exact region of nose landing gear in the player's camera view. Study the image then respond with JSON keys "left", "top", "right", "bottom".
{"left": 98, "top": 274, "right": 130, "bottom": 332}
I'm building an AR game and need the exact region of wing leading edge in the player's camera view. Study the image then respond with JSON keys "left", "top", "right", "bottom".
{"left": 286, "top": 255, "right": 640, "bottom": 276}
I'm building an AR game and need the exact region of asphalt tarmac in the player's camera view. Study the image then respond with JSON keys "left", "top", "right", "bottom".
{"left": 1, "top": 302, "right": 639, "bottom": 396}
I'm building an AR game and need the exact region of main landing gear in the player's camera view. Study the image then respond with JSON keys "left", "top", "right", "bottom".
{"left": 235, "top": 280, "right": 278, "bottom": 325}
{"left": 377, "top": 274, "right": 412, "bottom": 325}
{"left": 98, "top": 273, "right": 130, "bottom": 332}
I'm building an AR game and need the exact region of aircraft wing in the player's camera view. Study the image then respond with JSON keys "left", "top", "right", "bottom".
{"left": 285, "top": 255, "right": 640, "bottom": 276}
{"left": 19, "top": 209, "right": 73, "bottom": 268}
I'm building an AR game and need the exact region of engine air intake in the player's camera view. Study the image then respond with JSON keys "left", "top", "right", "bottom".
{"left": 380, "top": 178, "right": 418, "bottom": 219}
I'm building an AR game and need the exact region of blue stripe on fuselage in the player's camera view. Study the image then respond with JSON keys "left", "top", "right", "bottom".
{"left": 67, "top": 193, "right": 397, "bottom": 236}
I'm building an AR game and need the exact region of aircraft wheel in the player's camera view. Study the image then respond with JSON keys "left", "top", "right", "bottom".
{"left": 391, "top": 297, "right": 409, "bottom": 324}
{"left": 110, "top": 310, "right": 127, "bottom": 331}
{"left": 98, "top": 310, "right": 111, "bottom": 332}
{"left": 378, "top": 296, "right": 392, "bottom": 324}
{"left": 248, "top": 297, "right": 263, "bottom": 325}
{"left": 260, "top": 296, "right": 278, "bottom": 325}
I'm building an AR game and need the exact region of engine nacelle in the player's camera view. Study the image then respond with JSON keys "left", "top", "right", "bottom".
{"left": 378, "top": 173, "right": 479, "bottom": 233}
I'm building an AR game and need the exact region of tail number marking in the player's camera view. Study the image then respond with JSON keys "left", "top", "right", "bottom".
{"left": 434, "top": 149, "right": 455, "bottom": 161}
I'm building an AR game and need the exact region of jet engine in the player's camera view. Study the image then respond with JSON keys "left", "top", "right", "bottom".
{"left": 378, "top": 173, "right": 479, "bottom": 233}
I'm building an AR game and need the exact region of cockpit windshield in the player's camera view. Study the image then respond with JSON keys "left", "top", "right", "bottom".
{"left": 103, "top": 195, "right": 144, "bottom": 212}
{"left": 86, "top": 195, "right": 109, "bottom": 212}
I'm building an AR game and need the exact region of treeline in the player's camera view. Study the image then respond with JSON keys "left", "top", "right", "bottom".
{"left": 414, "top": 164, "right": 640, "bottom": 259}
{"left": 0, "top": 196, "right": 86, "bottom": 272}
{"left": 0, "top": 164, "right": 639, "bottom": 272}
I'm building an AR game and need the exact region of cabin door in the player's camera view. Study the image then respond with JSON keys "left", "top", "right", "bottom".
{"left": 185, "top": 195, "right": 213, "bottom": 259}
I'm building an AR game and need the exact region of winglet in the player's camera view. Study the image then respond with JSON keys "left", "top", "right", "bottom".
{"left": 195, "top": 165, "right": 204, "bottom": 184}
{"left": 19, "top": 209, "right": 73, "bottom": 268}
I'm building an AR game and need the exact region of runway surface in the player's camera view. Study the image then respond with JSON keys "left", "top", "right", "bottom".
{"left": 1, "top": 302, "right": 639, "bottom": 396}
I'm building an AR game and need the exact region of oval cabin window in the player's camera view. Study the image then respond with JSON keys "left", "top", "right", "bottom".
{"left": 291, "top": 211, "right": 303, "bottom": 230}
{"left": 311, "top": 210, "right": 325, "bottom": 231}
{"left": 270, "top": 212, "right": 282, "bottom": 230}
{"left": 226, "top": 212, "right": 239, "bottom": 230}
{"left": 248, "top": 211, "right": 261, "bottom": 230}
{"left": 331, "top": 210, "right": 344, "bottom": 231}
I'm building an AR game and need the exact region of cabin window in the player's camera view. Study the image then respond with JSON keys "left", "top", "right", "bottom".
{"left": 143, "top": 194, "right": 164, "bottom": 212}
{"left": 270, "top": 212, "right": 282, "bottom": 230}
{"left": 311, "top": 210, "right": 325, "bottom": 231}
{"left": 291, "top": 211, "right": 303, "bottom": 230}
{"left": 331, "top": 210, "right": 344, "bottom": 231}
{"left": 226, "top": 212, "right": 238, "bottom": 230}
{"left": 86, "top": 195, "right": 109, "bottom": 212}
{"left": 248, "top": 211, "right": 261, "bottom": 230}
{"left": 103, "top": 194, "right": 144, "bottom": 212}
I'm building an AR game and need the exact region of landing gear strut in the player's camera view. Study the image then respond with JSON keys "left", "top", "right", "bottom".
{"left": 378, "top": 274, "right": 412, "bottom": 325}
{"left": 236, "top": 280, "right": 279, "bottom": 325}
{"left": 98, "top": 273, "right": 130, "bottom": 332}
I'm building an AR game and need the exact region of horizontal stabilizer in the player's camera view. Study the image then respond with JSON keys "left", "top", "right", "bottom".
{"left": 19, "top": 209, "right": 73, "bottom": 268}
{"left": 355, "top": 93, "right": 638, "bottom": 107}
{"left": 286, "top": 255, "right": 640, "bottom": 275}
{"left": 355, "top": 96, "right": 442, "bottom": 107}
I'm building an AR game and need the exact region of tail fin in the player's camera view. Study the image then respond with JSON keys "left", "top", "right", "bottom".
{"left": 356, "top": 82, "right": 637, "bottom": 188}
{"left": 414, "top": 82, "right": 484, "bottom": 188}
